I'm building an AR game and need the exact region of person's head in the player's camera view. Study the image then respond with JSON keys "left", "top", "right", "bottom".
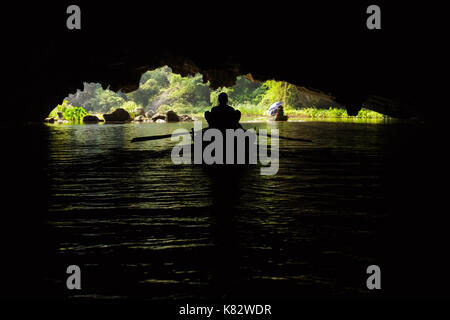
{"left": 218, "top": 92, "right": 228, "bottom": 106}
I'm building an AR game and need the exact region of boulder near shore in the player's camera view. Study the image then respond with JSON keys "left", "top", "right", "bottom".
{"left": 102, "top": 108, "right": 131, "bottom": 122}
{"left": 166, "top": 110, "right": 180, "bottom": 122}
{"left": 83, "top": 115, "right": 103, "bottom": 123}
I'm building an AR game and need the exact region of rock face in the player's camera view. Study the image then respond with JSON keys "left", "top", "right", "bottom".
{"left": 103, "top": 108, "right": 131, "bottom": 122}
{"left": 147, "top": 90, "right": 174, "bottom": 111}
{"left": 134, "top": 115, "right": 146, "bottom": 122}
{"left": 179, "top": 114, "right": 194, "bottom": 122}
{"left": 65, "top": 82, "right": 104, "bottom": 112}
{"left": 134, "top": 107, "right": 145, "bottom": 116}
{"left": 145, "top": 110, "right": 156, "bottom": 118}
{"left": 166, "top": 110, "right": 179, "bottom": 122}
{"left": 83, "top": 115, "right": 102, "bottom": 123}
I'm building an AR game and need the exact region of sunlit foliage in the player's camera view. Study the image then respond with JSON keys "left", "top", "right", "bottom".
{"left": 49, "top": 66, "right": 388, "bottom": 121}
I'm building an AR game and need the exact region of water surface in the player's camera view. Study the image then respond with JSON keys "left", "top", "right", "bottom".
{"left": 39, "top": 120, "right": 423, "bottom": 299}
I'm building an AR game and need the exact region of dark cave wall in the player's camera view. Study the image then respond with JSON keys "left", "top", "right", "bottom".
{"left": 5, "top": 2, "right": 434, "bottom": 123}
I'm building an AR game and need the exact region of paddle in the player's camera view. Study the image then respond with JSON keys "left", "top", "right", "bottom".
{"left": 261, "top": 134, "right": 312, "bottom": 143}
{"left": 131, "top": 131, "right": 189, "bottom": 142}
{"left": 131, "top": 128, "right": 312, "bottom": 143}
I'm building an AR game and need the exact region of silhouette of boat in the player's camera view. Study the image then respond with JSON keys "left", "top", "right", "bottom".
{"left": 132, "top": 127, "right": 311, "bottom": 166}
{"left": 187, "top": 128, "right": 258, "bottom": 165}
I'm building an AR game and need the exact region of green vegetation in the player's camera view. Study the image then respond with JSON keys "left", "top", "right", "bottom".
{"left": 63, "top": 106, "right": 87, "bottom": 122}
{"left": 355, "top": 108, "right": 386, "bottom": 119}
{"left": 91, "top": 89, "right": 125, "bottom": 113}
{"left": 48, "top": 100, "right": 88, "bottom": 122}
{"left": 284, "top": 107, "right": 385, "bottom": 119}
{"left": 48, "top": 66, "right": 388, "bottom": 122}
{"left": 120, "top": 101, "right": 140, "bottom": 119}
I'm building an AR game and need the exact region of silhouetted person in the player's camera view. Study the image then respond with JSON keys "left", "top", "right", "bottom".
{"left": 205, "top": 93, "right": 241, "bottom": 130}
{"left": 276, "top": 105, "right": 284, "bottom": 117}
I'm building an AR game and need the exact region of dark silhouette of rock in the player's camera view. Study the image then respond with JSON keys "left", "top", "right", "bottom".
{"left": 83, "top": 115, "right": 103, "bottom": 123}
{"left": 103, "top": 108, "right": 131, "bottom": 122}
{"left": 166, "top": 110, "right": 180, "bottom": 122}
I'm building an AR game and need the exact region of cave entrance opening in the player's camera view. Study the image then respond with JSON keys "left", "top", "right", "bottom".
{"left": 44, "top": 66, "right": 388, "bottom": 124}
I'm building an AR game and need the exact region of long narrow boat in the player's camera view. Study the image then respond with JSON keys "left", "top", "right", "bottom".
{"left": 131, "top": 127, "right": 311, "bottom": 167}
{"left": 186, "top": 128, "right": 258, "bottom": 165}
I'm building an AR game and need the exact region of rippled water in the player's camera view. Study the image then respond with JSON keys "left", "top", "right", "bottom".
{"left": 37, "top": 119, "right": 423, "bottom": 299}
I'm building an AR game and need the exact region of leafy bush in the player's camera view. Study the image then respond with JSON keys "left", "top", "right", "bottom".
{"left": 282, "top": 107, "right": 386, "bottom": 119}
{"left": 357, "top": 108, "right": 385, "bottom": 119}
{"left": 48, "top": 100, "right": 70, "bottom": 118}
{"left": 63, "top": 105, "right": 87, "bottom": 122}
{"left": 48, "top": 101, "right": 87, "bottom": 122}
{"left": 259, "top": 80, "right": 285, "bottom": 108}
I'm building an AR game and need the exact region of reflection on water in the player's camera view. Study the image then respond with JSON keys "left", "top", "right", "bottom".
{"left": 43, "top": 120, "right": 416, "bottom": 299}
